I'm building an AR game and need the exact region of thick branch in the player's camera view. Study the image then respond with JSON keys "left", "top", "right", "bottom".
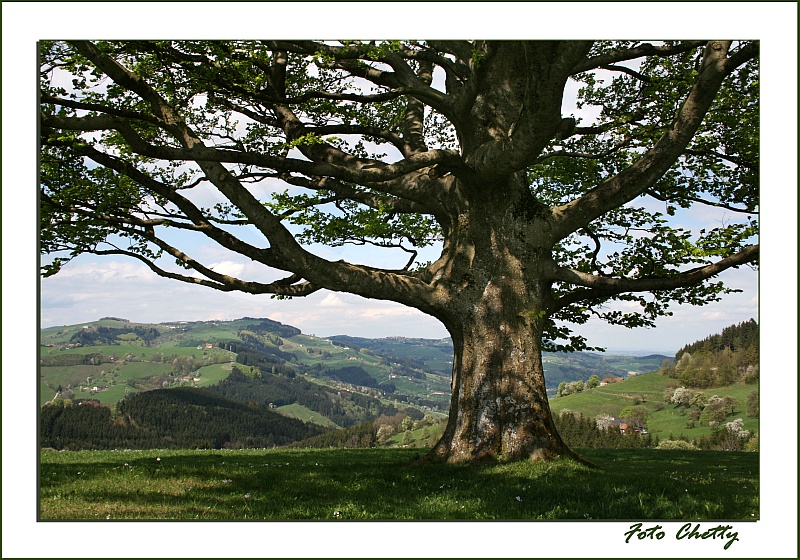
{"left": 547, "top": 244, "right": 758, "bottom": 313}
{"left": 549, "top": 41, "right": 757, "bottom": 240}
{"left": 465, "top": 41, "right": 593, "bottom": 179}
{"left": 93, "top": 247, "right": 319, "bottom": 297}
{"left": 573, "top": 41, "right": 707, "bottom": 73}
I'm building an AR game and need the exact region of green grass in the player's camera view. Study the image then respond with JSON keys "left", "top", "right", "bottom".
{"left": 40, "top": 447, "right": 758, "bottom": 521}
{"left": 276, "top": 403, "right": 341, "bottom": 428}
{"left": 193, "top": 363, "right": 235, "bottom": 387}
{"left": 70, "top": 384, "right": 139, "bottom": 405}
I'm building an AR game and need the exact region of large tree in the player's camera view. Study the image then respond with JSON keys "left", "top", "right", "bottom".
{"left": 40, "top": 40, "right": 758, "bottom": 463}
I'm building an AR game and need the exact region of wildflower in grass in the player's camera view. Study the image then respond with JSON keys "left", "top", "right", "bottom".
{"left": 244, "top": 493, "right": 251, "bottom": 499}
{"left": 515, "top": 496, "right": 522, "bottom": 502}
{"left": 333, "top": 511, "right": 341, "bottom": 518}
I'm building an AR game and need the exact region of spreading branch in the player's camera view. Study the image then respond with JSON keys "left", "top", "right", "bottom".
{"left": 549, "top": 41, "right": 758, "bottom": 240}
{"left": 547, "top": 244, "right": 759, "bottom": 313}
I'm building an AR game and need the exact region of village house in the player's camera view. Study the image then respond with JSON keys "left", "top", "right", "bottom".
{"left": 608, "top": 417, "right": 647, "bottom": 435}
{"left": 599, "top": 376, "right": 625, "bottom": 386}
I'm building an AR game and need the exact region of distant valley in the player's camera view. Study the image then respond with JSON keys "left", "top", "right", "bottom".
{"left": 39, "top": 316, "right": 757, "bottom": 452}
{"left": 40, "top": 316, "right": 670, "bottom": 412}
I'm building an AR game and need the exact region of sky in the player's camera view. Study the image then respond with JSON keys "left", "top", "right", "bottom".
{"left": 35, "top": 36, "right": 760, "bottom": 354}
{"left": 38, "top": 238, "right": 758, "bottom": 354}
{"left": 4, "top": 3, "right": 797, "bottom": 559}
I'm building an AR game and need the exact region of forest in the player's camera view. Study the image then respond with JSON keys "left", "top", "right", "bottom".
{"left": 661, "top": 319, "right": 759, "bottom": 388}
{"left": 40, "top": 387, "right": 324, "bottom": 450}
{"left": 210, "top": 366, "right": 418, "bottom": 427}
{"left": 39, "top": 364, "right": 426, "bottom": 450}
{"left": 69, "top": 325, "right": 161, "bottom": 347}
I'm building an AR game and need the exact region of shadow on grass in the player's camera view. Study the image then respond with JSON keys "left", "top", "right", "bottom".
{"left": 39, "top": 448, "right": 758, "bottom": 521}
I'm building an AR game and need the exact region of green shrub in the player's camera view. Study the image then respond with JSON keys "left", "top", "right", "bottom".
{"left": 657, "top": 439, "right": 697, "bottom": 451}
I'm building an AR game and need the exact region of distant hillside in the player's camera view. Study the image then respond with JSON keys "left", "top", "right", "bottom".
{"left": 662, "top": 319, "right": 759, "bottom": 388}
{"left": 329, "top": 335, "right": 454, "bottom": 376}
{"left": 209, "top": 366, "right": 423, "bottom": 428}
{"left": 39, "top": 316, "right": 758, "bottom": 453}
{"left": 330, "top": 335, "right": 670, "bottom": 393}
{"left": 40, "top": 317, "right": 670, "bottom": 421}
{"left": 549, "top": 370, "right": 759, "bottom": 446}
{"left": 40, "top": 317, "right": 452, "bottom": 413}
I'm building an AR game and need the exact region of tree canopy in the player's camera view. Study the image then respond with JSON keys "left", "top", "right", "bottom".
{"left": 40, "top": 40, "right": 758, "bottom": 462}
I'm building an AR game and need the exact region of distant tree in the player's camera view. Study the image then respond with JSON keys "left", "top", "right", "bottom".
{"left": 746, "top": 391, "right": 759, "bottom": 418}
{"left": 689, "top": 392, "right": 708, "bottom": 409}
{"left": 376, "top": 424, "right": 395, "bottom": 444}
{"left": 620, "top": 405, "right": 648, "bottom": 427}
{"left": 669, "top": 386, "right": 694, "bottom": 407}
{"left": 743, "top": 432, "right": 759, "bottom": 452}
{"left": 723, "top": 395, "right": 739, "bottom": 415}
{"left": 699, "top": 395, "right": 728, "bottom": 425}
{"left": 657, "top": 439, "right": 697, "bottom": 451}
{"left": 718, "top": 418, "right": 751, "bottom": 451}
{"left": 586, "top": 375, "right": 601, "bottom": 390}
{"left": 595, "top": 414, "right": 615, "bottom": 431}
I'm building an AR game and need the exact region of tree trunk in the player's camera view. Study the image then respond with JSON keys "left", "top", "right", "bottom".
{"left": 429, "top": 298, "right": 574, "bottom": 463}
{"left": 423, "top": 181, "right": 581, "bottom": 464}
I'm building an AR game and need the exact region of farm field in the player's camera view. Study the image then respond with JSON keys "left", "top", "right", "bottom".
{"left": 39, "top": 447, "right": 759, "bottom": 521}
{"left": 276, "top": 403, "right": 340, "bottom": 428}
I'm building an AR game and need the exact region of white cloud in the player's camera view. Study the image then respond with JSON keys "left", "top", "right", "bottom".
{"left": 55, "top": 260, "right": 157, "bottom": 283}
{"left": 319, "top": 293, "right": 346, "bottom": 307}
{"left": 209, "top": 260, "right": 246, "bottom": 278}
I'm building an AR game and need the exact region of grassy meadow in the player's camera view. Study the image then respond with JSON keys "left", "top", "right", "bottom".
{"left": 40, "top": 447, "right": 758, "bottom": 521}
{"left": 549, "top": 371, "right": 759, "bottom": 441}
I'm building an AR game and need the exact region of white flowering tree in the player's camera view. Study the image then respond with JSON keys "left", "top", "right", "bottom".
{"left": 720, "top": 418, "right": 751, "bottom": 451}
{"left": 669, "top": 386, "right": 694, "bottom": 407}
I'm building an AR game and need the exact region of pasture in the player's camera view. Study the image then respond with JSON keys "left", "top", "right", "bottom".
{"left": 40, "top": 447, "right": 758, "bottom": 521}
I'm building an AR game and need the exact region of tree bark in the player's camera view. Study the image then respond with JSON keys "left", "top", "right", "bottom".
{"left": 430, "top": 305, "right": 573, "bottom": 463}
{"left": 422, "top": 174, "right": 580, "bottom": 464}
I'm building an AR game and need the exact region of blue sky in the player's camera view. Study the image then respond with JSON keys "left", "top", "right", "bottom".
{"left": 4, "top": 3, "right": 797, "bottom": 559}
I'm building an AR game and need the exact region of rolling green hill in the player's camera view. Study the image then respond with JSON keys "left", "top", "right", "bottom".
{"left": 549, "top": 370, "right": 759, "bottom": 441}
{"left": 41, "top": 386, "right": 325, "bottom": 450}
{"left": 41, "top": 316, "right": 674, "bottom": 416}
{"left": 39, "top": 316, "right": 759, "bottom": 453}
{"left": 40, "top": 317, "right": 670, "bottom": 418}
